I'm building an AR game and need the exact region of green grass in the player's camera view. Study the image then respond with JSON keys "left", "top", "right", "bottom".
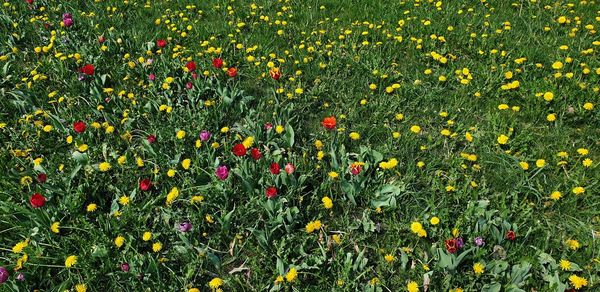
{"left": 0, "top": 0, "right": 599, "bottom": 291}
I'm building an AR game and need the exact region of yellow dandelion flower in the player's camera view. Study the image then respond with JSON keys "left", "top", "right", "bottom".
{"left": 51, "top": 222, "right": 60, "bottom": 233}
{"left": 114, "top": 236, "right": 125, "bottom": 248}
{"left": 285, "top": 267, "right": 297, "bottom": 282}
{"left": 65, "top": 255, "right": 77, "bottom": 268}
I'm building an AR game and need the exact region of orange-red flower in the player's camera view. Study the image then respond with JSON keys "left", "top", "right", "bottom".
{"left": 321, "top": 116, "right": 336, "bottom": 130}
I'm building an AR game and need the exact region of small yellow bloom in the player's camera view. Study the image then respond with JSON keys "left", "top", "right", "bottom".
{"left": 152, "top": 242, "right": 162, "bottom": 252}
{"left": 536, "top": 159, "right": 546, "bottom": 168}
{"left": 407, "top": 281, "right": 419, "bottom": 292}
{"left": 275, "top": 125, "right": 285, "bottom": 134}
{"left": 322, "top": 196, "right": 333, "bottom": 209}
{"left": 285, "top": 267, "right": 297, "bottom": 282}
{"left": 497, "top": 134, "right": 509, "bottom": 145}
{"left": 572, "top": 186, "right": 585, "bottom": 195}
{"left": 430, "top": 216, "right": 440, "bottom": 225}
{"left": 143, "top": 232, "right": 152, "bottom": 241}
{"left": 99, "top": 162, "right": 111, "bottom": 172}
{"left": 75, "top": 284, "right": 87, "bottom": 292}
{"left": 51, "top": 222, "right": 60, "bottom": 233}
{"left": 86, "top": 203, "right": 97, "bottom": 212}
{"left": 181, "top": 158, "right": 191, "bottom": 170}
{"left": 473, "top": 262, "right": 485, "bottom": 275}
{"left": 568, "top": 274, "right": 588, "bottom": 289}
{"left": 208, "top": 277, "right": 223, "bottom": 289}
{"left": 114, "top": 236, "right": 125, "bottom": 248}
{"left": 550, "top": 191, "right": 562, "bottom": 201}
{"left": 65, "top": 255, "right": 77, "bottom": 268}
{"left": 176, "top": 130, "right": 186, "bottom": 139}
{"left": 559, "top": 259, "right": 571, "bottom": 271}
{"left": 384, "top": 254, "right": 395, "bottom": 263}
{"left": 328, "top": 171, "right": 339, "bottom": 179}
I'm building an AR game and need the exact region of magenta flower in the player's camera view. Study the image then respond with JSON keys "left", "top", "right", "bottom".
{"left": 178, "top": 222, "right": 192, "bottom": 232}
{"left": 199, "top": 130, "right": 211, "bottom": 142}
{"left": 215, "top": 165, "right": 229, "bottom": 180}
{"left": 0, "top": 266, "right": 8, "bottom": 284}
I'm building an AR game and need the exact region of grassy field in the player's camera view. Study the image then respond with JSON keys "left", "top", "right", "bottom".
{"left": 0, "top": 0, "right": 599, "bottom": 291}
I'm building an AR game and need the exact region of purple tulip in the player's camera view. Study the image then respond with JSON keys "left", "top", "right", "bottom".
{"left": 199, "top": 130, "right": 211, "bottom": 142}
{"left": 16, "top": 273, "right": 24, "bottom": 281}
{"left": 215, "top": 165, "right": 229, "bottom": 180}
{"left": 178, "top": 222, "right": 192, "bottom": 232}
{"left": 474, "top": 236, "right": 485, "bottom": 247}
{"left": 121, "top": 263, "right": 130, "bottom": 272}
{"left": 0, "top": 266, "right": 8, "bottom": 284}
{"left": 62, "top": 13, "right": 72, "bottom": 19}
{"left": 456, "top": 237, "right": 464, "bottom": 249}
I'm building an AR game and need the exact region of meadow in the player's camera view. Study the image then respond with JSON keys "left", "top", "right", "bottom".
{"left": 0, "top": 0, "right": 599, "bottom": 291}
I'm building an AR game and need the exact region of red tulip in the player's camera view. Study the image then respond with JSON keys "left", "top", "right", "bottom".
{"left": 73, "top": 121, "right": 86, "bottom": 133}
{"left": 265, "top": 187, "right": 277, "bottom": 199}
{"left": 79, "top": 64, "right": 95, "bottom": 76}
{"left": 156, "top": 39, "right": 167, "bottom": 48}
{"left": 269, "top": 163, "right": 280, "bottom": 175}
{"left": 98, "top": 35, "right": 106, "bottom": 43}
{"left": 139, "top": 179, "right": 152, "bottom": 191}
{"left": 212, "top": 58, "right": 223, "bottom": 69}
{"left": 30, "top": 193, "right": 46, "bottom": 208}
{"left": 250, "top": 148, "right": 262, "bottom": 160}
{"left": 232, "top": 143, "right": 246, "bottom": 157}
{"left": 185, "top": 61, "right": 197, "bottom": 71}
{"left": 506, "top": 230, "right": 516, "bottom": 241}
